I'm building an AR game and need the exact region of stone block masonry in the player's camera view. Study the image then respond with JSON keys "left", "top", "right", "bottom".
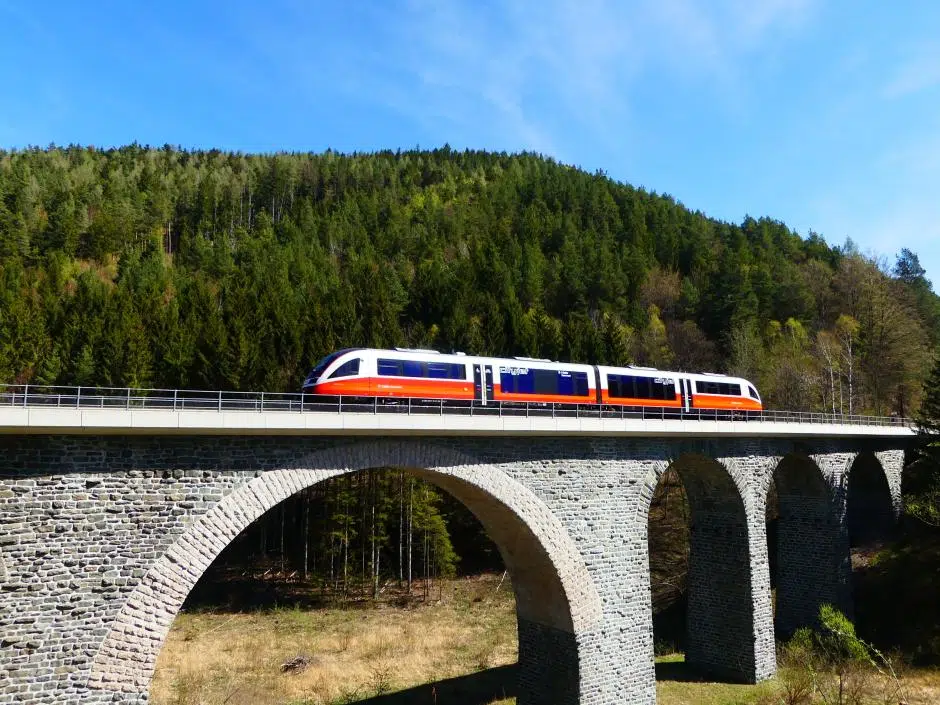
{"left": 0, "top": 435, "right": 905, "bottom": 704}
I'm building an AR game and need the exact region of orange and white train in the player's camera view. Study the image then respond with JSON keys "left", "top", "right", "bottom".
{"left": 302, "top": 348, "right": 763, "bottom": 413}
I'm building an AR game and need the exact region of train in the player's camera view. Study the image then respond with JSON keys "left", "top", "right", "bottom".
{"left": 302, "top": 348, "right": 763, "bottom": 413}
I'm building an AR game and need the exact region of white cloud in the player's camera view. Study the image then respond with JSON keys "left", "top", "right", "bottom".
{"left": 370, "top": 0, "right": 818, "bottom": 158}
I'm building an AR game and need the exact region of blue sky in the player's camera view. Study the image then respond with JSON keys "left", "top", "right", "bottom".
{"left": 2, "top": 1, "right": 940, "bottom": 285}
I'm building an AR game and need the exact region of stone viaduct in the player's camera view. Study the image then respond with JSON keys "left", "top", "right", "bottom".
{"left": 0, "top": 407, "right": 912, "bottom": 704}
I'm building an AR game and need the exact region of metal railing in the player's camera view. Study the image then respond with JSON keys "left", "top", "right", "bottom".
{"left": 0, "top": 384, "right": 913, "bottom": 428}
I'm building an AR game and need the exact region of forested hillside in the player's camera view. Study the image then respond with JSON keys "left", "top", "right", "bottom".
{"left": 1, "top": 144, "right": 938, "bottom": 415}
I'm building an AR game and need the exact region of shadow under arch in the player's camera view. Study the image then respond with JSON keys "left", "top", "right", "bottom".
{"left": 87, "top": 440, "right": 602, "bottom": 705}
{"left": 640, "top": 452, "right": 757, "bottom": 683}
{"left": 847, "top": 451, "right": 896, "bottom": 547}
{"left": 768, "top": 453, "right": 849, "bottom": 635}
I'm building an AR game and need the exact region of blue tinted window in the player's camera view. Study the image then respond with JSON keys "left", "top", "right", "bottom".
{"left": 557, "top": 372, "right": 573, "bottom": 396}
{"left": 574, "top": 372, "right": 588, "bottom": 396}
{"left": 500, "top": 368, "right": 587, "bottom": 396}
{"left": 500, "top": 367, "right": 534, "bottom": 393}
{"left": 327, "top": 359, "right": 360, "bottom": 379}
{"left": 698, "top": 381, "right": 740, "bottom": 396}
{"left": 429, "top": 362, "right": 465, "bottom": 380}
{"left": 378, "top": 359, "right": 402, "bottom": 376}
{"left": 609, "top": 374, "right": 672, "bottom": 400}
{"left": 402, "top": 360, "right": 426, "bottom": 377}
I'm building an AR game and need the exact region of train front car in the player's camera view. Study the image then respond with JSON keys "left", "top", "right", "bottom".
{"left": 302, "top": 348, "right": 367, "bottom": 395}
{"left": 303, "top": 348, "right": 475, "bottom": 402}
{"left": 686, "top": 373, "right": 763, "bottom": 415}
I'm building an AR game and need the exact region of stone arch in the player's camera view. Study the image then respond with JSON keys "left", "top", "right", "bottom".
{"left": 87, "top": 440, "right": 602, "bottom": 705}
{"left": 847, "top": 451, "right": 897, "bottom": 546}
{"left": 638, "top": 453, "right": 760, "bottom": 682}
{"left": 768, "top": 453, "right": 848, "bottom": 634}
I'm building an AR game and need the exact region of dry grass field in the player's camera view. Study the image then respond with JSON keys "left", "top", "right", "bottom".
{"left": 152, "top": 574, "right": 940, "bottom": 705}
{"left": 152, "top": 574, "right": 517, "bottom": 705}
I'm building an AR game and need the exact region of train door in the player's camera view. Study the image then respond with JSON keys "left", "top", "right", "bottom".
{"left": 680, "top": 378, "right": 692, "bottom": 413}
{"left": 474, "top": 364, "right": 485, "bottom": 404}
{"left": 484, "top": 365, "right": 494, "bottom": 405}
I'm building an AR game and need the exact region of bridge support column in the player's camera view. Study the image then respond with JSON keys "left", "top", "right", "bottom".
{"left": 874, "top": 450, "right": 904, "bottom": 521}
{"left": 675, "top": 454, "right": 776, "bottom": 683}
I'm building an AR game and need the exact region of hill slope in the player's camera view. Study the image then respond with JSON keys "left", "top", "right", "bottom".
{"left": 0, "top": 145, "right": 936, "bottom": 413}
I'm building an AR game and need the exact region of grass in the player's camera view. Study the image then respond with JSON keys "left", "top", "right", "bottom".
{"left": 654, "top": 653, "right": 778, "bottom": 705}
{"left": 151, "top": 574, "right": 517, "bottom": 705}
{"left": 153, "top": 572, "right": 940, "bottom": 705}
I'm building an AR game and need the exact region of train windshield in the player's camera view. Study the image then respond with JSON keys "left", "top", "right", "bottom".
{"left": 306, "top": 349, "right": 359, "bottom": 384}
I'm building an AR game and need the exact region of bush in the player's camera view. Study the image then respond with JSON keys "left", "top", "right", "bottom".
{"left": 776, "top": 605, "right": 906, "bottom": 705}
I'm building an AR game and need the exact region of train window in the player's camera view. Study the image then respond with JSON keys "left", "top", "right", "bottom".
{"left": 402, "top": 360, "right": 426, "bottom": 377}
{"left": 748, "top": 385, "right": 759, "bottom": 400}
{"left": 574, "top": 372, "right": 589, "bottom": 396}
{"left": 533, "top": 370, "right": 557, "bottom": 395}
{"left": 499, "top": 368, "right": 588, "bottom": 396}
{"left": 327, "top": 359, "right": 360, "bottom": 379}
{"left": 377, "top": 359, "right": 403, "bottom": 376}
{"left": 499, "top": 369, "right": 517, "bottom": 393}
{"left": 697, "top": 381, "right": 742, "bottom": 396}
{"left": 428, "top": 362, "right": 465, "bottom": 380}
{"left": 608, "top": 374, "right": 674, "bottom": 400}
{"left": 654, "top": 379, "right": 675, "bottom": 400}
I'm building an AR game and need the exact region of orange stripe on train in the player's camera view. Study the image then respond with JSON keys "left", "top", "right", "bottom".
{"left": 600, "top": 392, "right": 683, "bottom": 407}
{"left": 314, "top": 378, "right": 474, "bottom": 399}
{"left": 691, "top": 394, "right": 763, "bottom": 411}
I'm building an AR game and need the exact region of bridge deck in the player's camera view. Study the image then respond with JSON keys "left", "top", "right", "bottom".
{"left": 0, "top": 405, "right": 914, "bottom": 438}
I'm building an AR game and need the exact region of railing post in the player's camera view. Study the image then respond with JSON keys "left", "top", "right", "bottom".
{"left": 127, "top": 388, "right": 131, "bottom": 410}
{"left": 408, "top": 397, "right": 412, "bottom": 415}
{"left": 76, "top": 386, "right": 81, "bottom": 408}
{"left": 23, "top": 384, "right": 28, "bottom": 408}
{"left": 218, "top": 390, "right": 222, "bottom": 413}
{"left": 260, "top": 391, "right": 264, "bottom": 412}
{"left": 173, "top": 389, "right": 178, "bottom": 411}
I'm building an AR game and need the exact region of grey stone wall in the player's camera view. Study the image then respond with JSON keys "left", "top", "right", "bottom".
{"left": 0, "top": 434, "right": 906, "bottom": 705}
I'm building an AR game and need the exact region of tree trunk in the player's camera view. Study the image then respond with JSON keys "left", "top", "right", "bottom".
{"left": 407, "top": 477, "right": 413, "bottom": 593}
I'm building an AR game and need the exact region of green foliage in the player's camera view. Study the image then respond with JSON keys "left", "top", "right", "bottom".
{"left": 911, "top": 356, "right": 940, "bottom": 526}
{"left": 780, "top": 606, "right": 906, "bottom": 705}
{"left": 813, "top": 605, "right": 872, "bottom": 667}
{"left": 0, "top": 145, "right": 936, "bottom": 416}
